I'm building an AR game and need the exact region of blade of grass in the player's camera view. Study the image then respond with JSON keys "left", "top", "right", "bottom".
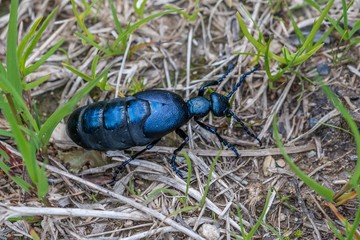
{"left": 21, "top": 6, "right": 59, "bottom": 70}
{"left": 23, "top": 75, "right": 50, "bottom": 91}
{"left": 7, "top": 0, "right": 22, "bottom": 95}
{"left": 75, "top": 31, "right": 111, "bottom": 54}
{"left": 316, "top": 77, "right": 360, "bottom": 185}
{"left": 199, "top": 152, "right": 221, "bottom": 208}
{"left": 70, "top": 0, "right": 95, "bottom": 40}
{"left": 109, "top": 0, "right": 123, "bottom": 35}
{"left": 17, "top": 17, "right": 42, "bottom": 70}
{"left": 24, "top": 38, "right": 65, "bottom": 76}
{"left": 236, "top": 12, "right": 285, "bottom": 64}
{"left": 39, "top": 69, "right": 108, "bottom": 145}
{"left": 111, "top": 10, "right": 175, "bottom": 51}
{"left": 0, "top": 94, "right": 47, "bottom": 197}
{"left": 273, "top": 115, "right": 334, "bottom": 201}
{"left": 246, "top": 189, "right": 273, "bottom": 238}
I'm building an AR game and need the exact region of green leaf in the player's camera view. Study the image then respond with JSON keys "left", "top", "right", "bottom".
{"left": 70, "top": 0, "right": 95, "bottom": 40}
{"left": 24, "top": 38, "right": 65, "bottom": 76}
{"left": 75, "top": 31, "right": 111, "bottom": 54}
{"left": 0, "top": 94, "right": 45, "bottom": 196}
{"left": 63, "top": 63, "right": 92, "bottom": 81}
{"left": 91, "top": 54, "right": 99, "bottom": 79}
{"left": 349, "top": 19, "right": 360, "bottom": 38}
{"left": 22, "top": 6, "right": 59, "bottom": 72}
{"left": 273, "top": 116, "right": 334, "bottom": 201}
{"left": 39, "top": 69, "right": 108, "bottom": 145}
{"left": 316, "top": 78, "right": 360, "bottom": 186}
{"left": 17, "top": 17, "right": 43, "bottom": 71}
{"left": 109, "top": 0, "right": 123, "bottom": 34}
{"left": 23, "top": 75, "right": 50, "bottom": 91}
{"left": 7, "top": 0, "right": 22, "bottom": 95}
{"left": 112, "top": 10, "right": 176, "bottom": 51}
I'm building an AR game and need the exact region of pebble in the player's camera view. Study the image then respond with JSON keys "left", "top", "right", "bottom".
{"left": 263, "top": 156, "right": 276, "bottom": 176}
{"left": 199, "top": 224, "right": 220, "bottom": 240}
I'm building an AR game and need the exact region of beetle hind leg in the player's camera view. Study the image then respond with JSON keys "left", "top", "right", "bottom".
{"left": 111, "top": 138, "right": 161, "bottom": 183}
{"left": 170, "top": 128, "right": 189, "bottom": 178}
{"left": 195, "top": 120, "right": 241, "bottom": 158}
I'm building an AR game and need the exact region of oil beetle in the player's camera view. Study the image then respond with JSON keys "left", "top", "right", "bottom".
{"left": 67, "top": 62, "right": 261, "bottom": 181}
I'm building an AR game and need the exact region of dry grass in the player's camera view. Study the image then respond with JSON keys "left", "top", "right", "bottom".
{"left": 1, "top": 0, "right": 360, "bottom": 239}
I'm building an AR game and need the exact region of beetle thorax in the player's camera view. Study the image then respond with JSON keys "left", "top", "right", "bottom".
{"left": 187, "top": 96, "right": 210, "bottom": 118}
{"left": 187, "top": 92, "right": 230, "bottom": 118}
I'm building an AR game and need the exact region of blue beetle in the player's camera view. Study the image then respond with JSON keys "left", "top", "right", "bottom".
{"left": 67, "top": 63, "right": 261, "bottom": 180}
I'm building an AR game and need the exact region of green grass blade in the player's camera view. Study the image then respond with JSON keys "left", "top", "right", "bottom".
{"left": 247, "top": 189, "right": 272, "bottom": 238}
{"left": 349, "top": 19, "right": 360, "bottom": 38}
{"left": 199, "top": 152, "right": 220, "bottom": 208}
{"left": 24, "top": 38, "right": 65, "bottom": 76}
{"left": 287, "top": 5, "right": 305, "bottom": 45}
{"left": 0, "top": 63, "right": 8, "bottom": 92}
{"left": 301, "top": 0, "right": 334, "bottom": 52}
{"left": 23, "top": 75, "right": 50, "bottom": 91}
{"left": 236, "top": 206, "right": 248, "bottom": 238}
{"left": 346, "top": 187, "right": 360, "bottom": 239}
{"left": 326, "top": 219, "right": 345, "bottom": 239}
{"left": 341, "top": 0, "right": 349, "bottom": 39}
{"left": 17, "top": 17, "right": 42, "bottom": 71}
{"left": 39, "top": 69, "right": 107, "bottom": 145}
{"left": 236, "top": 12, "right": 285, "bottom": 64}
{"left": 273, "top": 116, "right": 334, "bottom": 201}
{"left": 134, "top": 0, "right": 147, "bottom": 18}
{"left": 0, "top": 129, "right": 12, "bottom": 138}
{"left": 2, "top": 80, "right": 39, "bottom": 132}
{"left": 70, "top": 0, "right": 95, "bottom": 40}
{"left": 0, "top": 94, "right": 46, "bottom": 196}
{"left": 109, "top": 0, "right": 123, "bottom": 34}
{"left": 63, "top": 63, "right": 92, "bottom": 81}
{"left": 183, "top": 152, "right": 192, "bottom": 198}
{"left": 75, "top": 31, "right": 111, "bottom": 54}
{"left": 22, "top": 6, "right": 59, "bottom": 69}
{"left": 144, "top": 187, "right": 176, "bottom": 201}
{"left": 292, "top": 43, "right": 323, "bottom": 65}
{"left": 316, "top": 78, "right": 360, "bottom": 186}
{"left": 91, "top": 55, "right": 99, "bottom": 79}
{"left": 112, "top": 10, "right": 175, "bottom": 50}
{"left": 7, "top": 0, "right": 22, "bottom": 95}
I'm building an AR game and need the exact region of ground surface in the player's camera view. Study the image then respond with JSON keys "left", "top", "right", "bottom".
{"left": 0, "top": 0, "right": 360, "bottom": 239}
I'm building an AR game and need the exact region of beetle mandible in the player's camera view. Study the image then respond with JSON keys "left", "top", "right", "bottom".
{"left": 66, "top": 62, "right": 261, "bottom": 181}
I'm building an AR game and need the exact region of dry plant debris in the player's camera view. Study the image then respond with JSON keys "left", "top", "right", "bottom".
{"left": 0, "top": 0, "right": 360, "bottom": 239}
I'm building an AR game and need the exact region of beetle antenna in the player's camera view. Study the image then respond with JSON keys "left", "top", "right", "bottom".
{"left": 228, "top": 110, "right": 262, "bottom": 146}
{"left": 226, "top": 64, "right": 260, "bottom": 99}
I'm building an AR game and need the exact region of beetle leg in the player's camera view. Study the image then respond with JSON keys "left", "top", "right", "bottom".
{"left": 170, "top": 128, "right": 189, "bottom": 178}
{"left": 198, "top": 62, "right": 235, "bottom": 96}
{"left": 195, "top": 120, "right": 240, "bottom": 158}
{"left": 228, "top": 110, "right": 262, "bottom": 146}
{"left": 112, "top": 138, "right": 161, "bottom": 182}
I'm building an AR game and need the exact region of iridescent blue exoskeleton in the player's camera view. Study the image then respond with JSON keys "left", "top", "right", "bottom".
{"left": 67, "top": 63, "right": 261, "bottom": 182}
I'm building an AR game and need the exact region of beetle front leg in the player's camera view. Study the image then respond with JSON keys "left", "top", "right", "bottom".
{"left": 195, "top": 120, "right": 241, "bottom": 158}
{"left": 170, "top": 128, "right": 189, "bottom": 178}
{"left": 112, "top": 138, "right": 161, "bottom": 183}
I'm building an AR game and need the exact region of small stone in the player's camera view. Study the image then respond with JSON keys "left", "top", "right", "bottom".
{"left": 276, "top": 159, "right": 286, "bottom": 168}
{"left": 124, "top": 220, "right": 133, "bottom": 228}
{"left": 279, "top": 213, "right": 286, "bottom": 221}
{"left": 307, "top": 151, "right": 316, "bottom": 158}
{"left": 317, "top": 63, "right": 330, "bottom": 76}
{"left": 199, "top": 224, "right": 220, "bottom": 240}
{"left": 263, "top": 156, "right": 276, "bottom": 176}
{"left": 350, "top": 155, "right": 358, "bottom": 161}
{"left": 308, "top": 117, "right": 319, "bottom": 128}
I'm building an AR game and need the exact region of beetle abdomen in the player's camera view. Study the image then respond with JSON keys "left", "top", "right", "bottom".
{"left": 66, "top": 97, "right": 157, "bottom": 150}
